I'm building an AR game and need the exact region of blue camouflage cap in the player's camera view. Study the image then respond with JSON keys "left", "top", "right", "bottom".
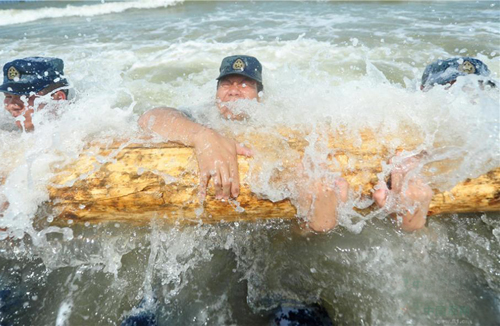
{"left": 421, "top": 57, "right": 491, "bottom": 89}
{"left": 217, "top": 55, "right": 263, "bottom": 84}
{"left": 0, "top": 57, "right": 68, "bottom": 96}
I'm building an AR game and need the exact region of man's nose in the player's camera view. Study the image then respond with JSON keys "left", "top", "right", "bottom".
{"left": 227, "top": 83, "right": 242, "bottom": 96}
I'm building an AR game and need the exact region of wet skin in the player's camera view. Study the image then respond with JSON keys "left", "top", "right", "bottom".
{"left": 3, "top": 93, "right": 38, "bottom": 131}
{"left": 3, "top": 90, "right": 67, "bottom": 132}
{"left": 138, "top": 74, "right": 257, "bottom": 201}
{"left": 372, "top": 155, "right": 433, "bottom": 232}
{"left": 216, "top": 75, "right": 259, "bottom": 120}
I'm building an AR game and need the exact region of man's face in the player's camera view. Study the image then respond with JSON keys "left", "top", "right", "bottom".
{"left": 2, "top": 89, "right": 67, "bottom": 131}
{"left": 3, "top": 93, "right": 39, "bottom": 131}
{"left": 216, "top": 75, "right": 259, "bottom": 120}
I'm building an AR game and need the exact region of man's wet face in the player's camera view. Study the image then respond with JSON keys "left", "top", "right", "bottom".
{"left": 216, "top": 75, "right": 259, "bottom": 120}
{"left": 2, "top": 89, "right": 67, "bottom": 131}
{"left": 3, "top": 93, "right": 38, "bottom": 131}
{"left": 217, "top": 75, "right": 259, "bottom": 102}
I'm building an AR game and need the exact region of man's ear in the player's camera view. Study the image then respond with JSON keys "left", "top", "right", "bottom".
{"left": 52, "top": 90, "right": 67, "bottom": 101}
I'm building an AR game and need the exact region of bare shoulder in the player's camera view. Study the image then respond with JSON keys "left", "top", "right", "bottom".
{"left": 139, "top": 107, "right": 179, "bottom": 124}
{"left": 151, "top": 106, "right": 178, "bottom": 111}
{"left": 142, "top": 107, "right": 179, "bottom": 115}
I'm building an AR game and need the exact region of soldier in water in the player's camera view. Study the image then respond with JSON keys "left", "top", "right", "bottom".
{"left": 0, "top": 57, "right": 70, "bottom": 222}
{"left": 420, "top": 57, "right": 495, "bottom": 90}
{"left": 373, "top": 56, "right": 496, "bottom": 232}
{"left": 1, "top": 57, "right": 70, "bottom": 132}
{"left": 138, "top": 55, "right": 349, "bottom": 233}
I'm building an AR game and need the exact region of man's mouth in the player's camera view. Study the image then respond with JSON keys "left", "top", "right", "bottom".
{"left": 225, "top": 95, "right": 245, "bottom": 101}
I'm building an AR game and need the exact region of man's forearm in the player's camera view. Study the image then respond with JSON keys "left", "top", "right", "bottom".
{"left": 138, "top": 107, "right": 206, "bottom": 146}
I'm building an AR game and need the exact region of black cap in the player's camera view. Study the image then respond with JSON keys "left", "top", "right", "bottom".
{"left": 216, "top": 55, "right": 263, "bottom": 84}
{"left": 0, "top": 57, "right": 68, "bottom": 96}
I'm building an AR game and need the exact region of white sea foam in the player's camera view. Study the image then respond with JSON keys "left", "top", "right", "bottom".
{"left": 0, "top": 0, "right": 183, "bottom": 26}
{"left": 0, "top": 2, "right": 498, "bottom": 324}
{"left": 55, "top": 299, "right": 73, "bottom": 326}
{"left": 1, "top": 34, "right": 498, "bottom": 238}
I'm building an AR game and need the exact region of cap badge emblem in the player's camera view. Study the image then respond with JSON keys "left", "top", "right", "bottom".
{"left": 233, "top": 59, "right": 245, "bottom": 71}
{"left": 459, "top": 61, "right": 476, "bottom": 74}
{"left": 7, "top": 66, "right": 20, "bottom": 80}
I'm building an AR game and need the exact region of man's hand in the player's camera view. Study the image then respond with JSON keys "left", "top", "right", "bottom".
{"left": 373, "top": 155, "right": 433, "bottom": 232}
{"left": 307, "top": 178, "right": 349, "bottom": 232}
{"left": 192, "top": 128, "right": 253, "bottom": 200}
{"left": 138, "top": 108, "right": 253, "bottom": 201}
{"left": 294, "top": 177, "right": 349, "bottom": 233}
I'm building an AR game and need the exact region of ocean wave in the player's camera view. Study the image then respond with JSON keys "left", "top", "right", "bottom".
{"left": 0, "top": 0, "right": 183, "bottom": 26}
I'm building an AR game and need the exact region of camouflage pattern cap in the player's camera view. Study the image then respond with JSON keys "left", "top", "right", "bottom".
{"left": 421, "top": 57, "right": 491, "bottom": 90}
{"left": 217, "top": 55, "right": 263, "bottom": 84}
{"left": 0, "top": 57, "right": 68, "bottom": 96}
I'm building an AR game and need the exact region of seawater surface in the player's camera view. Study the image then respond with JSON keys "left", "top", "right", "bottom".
{"left": 0, "top": 1, "right": 499, "bottom": 325}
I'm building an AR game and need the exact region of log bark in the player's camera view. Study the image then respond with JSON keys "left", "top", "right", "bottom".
{"left": 48, "top": 129, "right": 500, "bottom": 225}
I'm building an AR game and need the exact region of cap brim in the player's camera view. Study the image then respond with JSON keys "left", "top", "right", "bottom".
{"left": 0, "top": 81, "right": 56, "bottom": 96}
{"left": 216, "top": 71, "right": 262, "bottom": 84}
{"left": 0, "top": 83, "right": 32, "bottom": 96}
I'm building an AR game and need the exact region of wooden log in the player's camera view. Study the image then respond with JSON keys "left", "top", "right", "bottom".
{"left": 47, "top": 128, "right": 500, "bottom": 225}
{"left": 428, "top": 169, "right": 500, "bottom": 216}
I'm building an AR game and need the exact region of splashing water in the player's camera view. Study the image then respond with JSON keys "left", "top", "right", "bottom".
{"left": 0, "top": 1, "right": 499, "bottom": 325}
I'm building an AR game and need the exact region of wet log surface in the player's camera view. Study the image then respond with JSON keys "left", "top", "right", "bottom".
{"left": 48, "top": 129, "right": 500, "bottom": 225}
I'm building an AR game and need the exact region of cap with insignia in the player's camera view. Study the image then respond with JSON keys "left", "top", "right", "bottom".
{"left": 421, "top": 57, "right": 492, "bottom": 90}
{"left": 217, "top": 55, "right": 263, "bottom": 85}
{"left": 0, "top": 57, "right": 68, "bottom": 96}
